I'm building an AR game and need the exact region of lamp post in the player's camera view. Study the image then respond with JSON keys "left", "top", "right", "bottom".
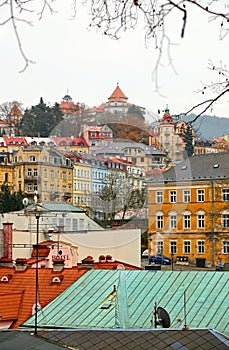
{"left": 23, "top": 190, "right": 41, "bottom": 335}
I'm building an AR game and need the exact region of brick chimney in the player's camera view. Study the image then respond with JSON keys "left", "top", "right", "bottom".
{"left": 81, "top": 255, "right": 94, "bottom": 269}
{"left": 2, "top": 222, "right": 13, "bottom": 258}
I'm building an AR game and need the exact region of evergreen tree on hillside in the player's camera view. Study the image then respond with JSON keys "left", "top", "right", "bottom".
{"left": 20, "top": 98, "right": 63, "bottom": 136}
{"left": 0, "top": 185, "right": 24, "bottom": 213}
{"left": 183, "top": 125, "right": 194, "bottom": 158}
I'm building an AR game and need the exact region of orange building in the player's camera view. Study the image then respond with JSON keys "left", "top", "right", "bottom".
{"left": 147, "top": 153, "right": 229, "bottom": 266}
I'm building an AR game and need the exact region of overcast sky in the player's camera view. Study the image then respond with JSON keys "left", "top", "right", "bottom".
{"left": 1, "top": 1, "right": 229, "bottom": 119}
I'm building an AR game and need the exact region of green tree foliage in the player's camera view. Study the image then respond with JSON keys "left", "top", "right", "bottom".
{"left": 20, "top": 98, "right": 63, "bottom": 137}
{"left": 0, "top": 185, "right": 24, "bottom": 213}
{"left": 183, "top": 125, "right": 194, "bottom": 158}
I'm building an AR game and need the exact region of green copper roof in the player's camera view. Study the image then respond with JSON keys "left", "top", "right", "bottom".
{"left": 42, "top": 203, "right": 85, "bottom": 212}
{"left": 21, "top": 270, "right": 229, "bottom": 335}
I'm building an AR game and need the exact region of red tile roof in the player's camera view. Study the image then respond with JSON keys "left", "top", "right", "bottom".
{"left": 0, "top": 266, "right": 87, "bottom": 329}
{"left": 108, "top": 84, "right": 128, "bottom": 103}
{"left": 53, "top": 136, "right": 89, "bottom": 147}
{"left": 9, "top": 104, "right": 23, "bottom": 117}
{"left": 3, "top": 136, "right": 28, "bottom": 146}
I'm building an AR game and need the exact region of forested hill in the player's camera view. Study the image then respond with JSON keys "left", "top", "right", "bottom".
{"left": 183, "top": 114, "right": 229, "bottom": 140}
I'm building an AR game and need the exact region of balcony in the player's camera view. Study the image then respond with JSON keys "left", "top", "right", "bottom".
{"left": 24, "top": 175, "right": 40, "bottom": 183}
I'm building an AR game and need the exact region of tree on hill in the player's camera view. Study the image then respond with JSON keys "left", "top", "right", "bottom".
{"left": 183, "top": 125, "right": 194, "bottom": 158}
{"left": 20, "top": 98, "right": 63, "bottom": 137}
{"left": 0, "top": 185, "right": 24, "bottom": 213}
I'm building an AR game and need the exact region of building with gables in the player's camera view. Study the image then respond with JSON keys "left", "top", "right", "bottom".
{"left": 149, "top": 106, "right": 193, "bottom": 162}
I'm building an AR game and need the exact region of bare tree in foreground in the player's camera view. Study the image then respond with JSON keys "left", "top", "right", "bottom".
{"left": 1, "top": 1, "right": 229, "bottom": 116}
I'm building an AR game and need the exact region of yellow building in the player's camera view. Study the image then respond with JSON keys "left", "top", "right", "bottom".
{"left": 14, "top": 146, "right": 73, "bottom": 203}
{"left": 149, "top": 106, "right": 192, "bottom": 162}
{"left": 0, "top": 152, "right": 14, "bottom": 191}
{"left": 147, "top": 153, "right": 229, "bottom": 266}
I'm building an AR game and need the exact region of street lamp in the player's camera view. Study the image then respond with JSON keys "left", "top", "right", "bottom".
{"left": 171, "top": 252, "right": 174, "bottom": 271}
{"left": 23, "top": 190, "right": 42, "bottom": 335}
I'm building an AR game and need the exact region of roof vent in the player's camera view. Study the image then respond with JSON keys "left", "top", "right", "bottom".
{"left": 181, "top": 165, "right": 187, "bottom": 170}
{"left": 213, "top": 163, "right": 219, "bottom": 168}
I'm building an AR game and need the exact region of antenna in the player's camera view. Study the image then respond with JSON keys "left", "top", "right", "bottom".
{"left": 151, "top": 302, "right": 171, "bottom": 328}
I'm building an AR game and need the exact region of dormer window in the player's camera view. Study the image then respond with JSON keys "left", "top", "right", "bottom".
{"left": 52, "top": 276, "right": 61, "bottom": 283}
{"left": 1, "top": 276, "right": 9, "bottom": 282}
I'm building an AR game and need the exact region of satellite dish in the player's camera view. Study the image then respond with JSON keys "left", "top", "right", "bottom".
{"left": 157, "top": 307, "right": 171, "bottom": 328}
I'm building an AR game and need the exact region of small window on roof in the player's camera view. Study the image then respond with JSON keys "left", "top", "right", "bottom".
{"left": 213, "top": 164, "right": 219, "bottom": 168}
{"left": 181, "top": 165, "right": 187, "bottom": 170}
{"left": 52, "top": 276, "right": 61, "bottom": 283}
{"left": 1, "top": 276, "right": 9, "bottom": 282}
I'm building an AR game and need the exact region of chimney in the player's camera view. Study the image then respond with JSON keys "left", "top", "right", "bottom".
{"left": 0, "top": 257, "right": 14, "bottom": 267}
{"left": 81, "top": 255, "right": 94, "bottom": 269}
{"left": 3, "top": 223, "right": 13, "bottom": 258}
{"left": 99, "top": 255, "right": 106, "bottom": 263}
{"left": 106, "top": 255, "right": 113, "bottom": 263}
{"left": 15, "top": 258, "right": 28, "bottom": 271}
{"left": 52, "top": 258, "right": 65, "bottom": 272}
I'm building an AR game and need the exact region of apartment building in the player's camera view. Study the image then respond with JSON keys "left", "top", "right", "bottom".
{"left": 147, "top": 152, "right": 229, "bottom": 265}
{"left": 14, "top": 146, "right": 73, "bottom": 203}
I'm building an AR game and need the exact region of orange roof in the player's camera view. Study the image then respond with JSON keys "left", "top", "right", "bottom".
{"left": 0, "top": 266, "right": 87, "bottom": 329}
{"left": 108, "top": 84, "right": 128, "bottom": 103}
{"left": 9, "top": 104, "right": 23, "bottom": 117}
{"left": 3, "top": 136, "right": 28, "bottom": 146}
{"left": 53, "top": 136, "right": 89, "bottom": 147}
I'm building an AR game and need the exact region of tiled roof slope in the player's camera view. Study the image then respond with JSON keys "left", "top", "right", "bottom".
{"left": 0, "top": 266, "right": 87, "bottom": 329}
{"left": 22, "top": 270, "right": 229, "bottom": 335}
{"left": 41, "top": 329, "right": 229, "bottom": 350}
{"left": 147, "top": 152, "right": 229, "bottom": 183}
{"left": 108, "top": 84, "right": 128, "bottom": 103}
{"left": 0, "top": 330, "right": 67, "bottom": 350}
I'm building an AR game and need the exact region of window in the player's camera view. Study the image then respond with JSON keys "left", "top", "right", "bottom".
{"left": 222, "top": 189, "right": 229, "bottom": 201}
{"left": 58, "top": 217, "right": 64, "bottom": 228}
{"left": 197, "top": 241, "right": 205, "bottom": 254}
{"left": 184, "top": 214, "right": 191, "bottom": 229}
{"left": 34, "top": 169, "right": 38, "bottom": 176}
{"left": 222, "top": 241, "right": 229, "bottom": 254}
{"left": 27, "top": 169, "right": 32, "bottom": 176}
{"left": 184, "top": 241, "right": 191, "bottom": 254}
{"left": 183, "top": 190, "right": 190, "bottom": 203}
{"left": 44, "top": 169, "right": 47, "bottom": 178}
{"left": 170, "top": 191, "right": 177, "bottom": 203}
{"left": 50, "top": 184, "right": 54, "bottom": 192}
{"left": 222, "top": 214, "right": 229, "bottom": 228}
{"left": 157, "top": 241, "right": 163, "bottom": 254}
{"left": 140, "top": 157, "right": 144, "bottom": 162}
{"left": 29, "top": 156, "right": 36, "bottom": 162}
{"left": 79, "top": 218, "right": 84, "bottom": 230}
{"left": 156, "top": 215, "right": 163, "bottom": 229}
{"left": 197, "top": 189, "right": 204, "bottom": 202}
{"left": 197, "top": 214, "right": 205, "bottom": 229}
{"left": 156, "top": 191, "right": 163, "bottom": 203}
{"left": 170, "top": 241, "right": 177, "bottom": 254}
{"left": 170, "top": 215, "right": 177, "bottom": 229}
{"left": 28, "top": 184, "right": 32, "bottom": 191}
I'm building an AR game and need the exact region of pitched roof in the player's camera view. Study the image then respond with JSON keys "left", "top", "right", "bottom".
{"left": 21, "top": 270, "right": 229, "bottom": 335}
{"left": 39, "top": 329, "right": 229, "bottom": 350}
{"left": 147, "top": 152, "right": 229, "bottom": 183}
{"left": 0, "top": 266, "right": 87, "bottom": 328}
{"left": 42, "top": 202, "right": 85, "bottom": 213}
{"left": 53, "top": 136, "right": 88, "bottom": 147}
{"left": 9, "top": 104, "right": 23, "bottom": 117}
{"left": 108, "top": 84, "right": 128, "bottom": 103}
{"left": 0, "top": 330, "right": 67, "bottom": 350}
{"left": 3, "top": 136, "right": 28, "bottom": 146}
